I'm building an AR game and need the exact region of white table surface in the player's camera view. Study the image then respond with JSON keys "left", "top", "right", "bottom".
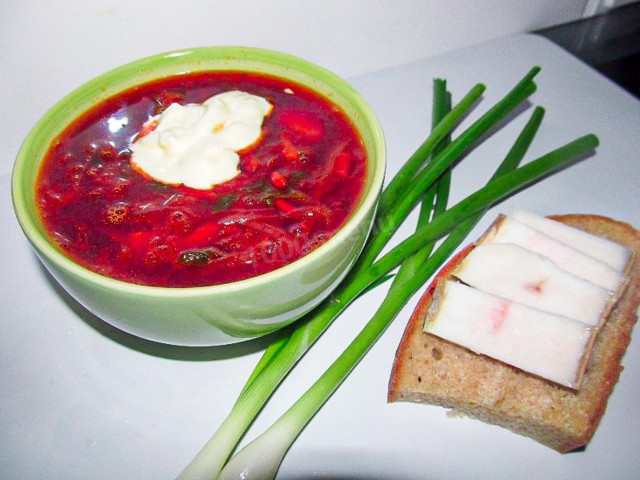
{"left": 2, "top": 34, "right": 639, "bottom": 479}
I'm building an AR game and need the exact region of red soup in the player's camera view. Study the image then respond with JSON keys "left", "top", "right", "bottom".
{"left": 36, "top": 72, "right": 367, "bottom": 287}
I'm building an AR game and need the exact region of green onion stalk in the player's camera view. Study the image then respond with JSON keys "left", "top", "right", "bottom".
{"left": 176, "top": 74, "right": 483, "bottom": 480}
{"left": 357, "top": 66, "right": 541, "bottom": 272}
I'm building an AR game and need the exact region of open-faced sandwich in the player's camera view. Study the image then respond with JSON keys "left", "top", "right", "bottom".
{"left": 388, "top": 210, "right": 640, "bottom": 452}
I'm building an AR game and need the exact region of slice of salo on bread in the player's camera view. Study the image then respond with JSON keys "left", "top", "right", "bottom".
{"left": 388, "top": 214, "right": 639, "bottom": 453}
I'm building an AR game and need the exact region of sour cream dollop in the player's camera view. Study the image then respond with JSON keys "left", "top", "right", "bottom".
{"left": 130, "top": 90, "right": 273, "bottom": 189}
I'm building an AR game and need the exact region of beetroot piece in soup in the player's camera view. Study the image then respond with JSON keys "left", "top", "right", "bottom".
{"left": 36, "top": 72, "right": 367, "bottom": 287}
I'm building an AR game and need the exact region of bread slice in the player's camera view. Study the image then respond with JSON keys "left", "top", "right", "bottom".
{"left": 388, "top": 214, "right": 640, "bottom": 453}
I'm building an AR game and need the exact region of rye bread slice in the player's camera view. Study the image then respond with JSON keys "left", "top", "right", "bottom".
{"left": 388, "top": 214, "right": 640, "bottom": 453}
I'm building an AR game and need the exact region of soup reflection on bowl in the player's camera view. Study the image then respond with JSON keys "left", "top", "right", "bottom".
{"left": 12, "top": 46, "right": 386, "bottom": 346}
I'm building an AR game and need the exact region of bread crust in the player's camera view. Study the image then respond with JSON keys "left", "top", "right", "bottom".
{"left": 388, "top": 214, "right": 640, "bottom": 453}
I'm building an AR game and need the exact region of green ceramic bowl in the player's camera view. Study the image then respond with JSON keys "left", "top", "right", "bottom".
{"left": 11, "top": 46, "right": 386, "bottom": 346}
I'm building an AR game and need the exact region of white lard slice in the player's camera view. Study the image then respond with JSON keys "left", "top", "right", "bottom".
{"left": 511, "top": 210, "right": 631, "bottom": 272}
{"left": 452, "top": 243, "right": 612, "bottom": 327}
{"left": 424, "top": 280, "right": 594, "bottom": 389}
{"left": 480, "top": 215, "right": 625, "bottom": 292}
{"left": 130, "top": 90, "right": 272, "bottom": 189}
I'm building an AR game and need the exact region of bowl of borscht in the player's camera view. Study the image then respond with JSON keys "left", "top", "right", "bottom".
{"left": 11, "top": 46, "right": 386, "bottom": 346}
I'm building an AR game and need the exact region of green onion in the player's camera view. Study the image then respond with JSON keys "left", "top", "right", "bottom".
{"left": 213, "top": 80, "right": 457, "bottom": 480}
{"left": 216, "top": 105, "right": 550, "bottom": 480}
{"left": 357, "top": 67, "right": 540, "bottom": 271}
{"left": 176, "top": 77, "right": 476, "bottom": 480}
{"left": 402, "top": 78, "right": 454, "bottom": 273}
{"left": 368, "top": 132, "right": 597, "bottom": 282}
{"left": 378, "top": 80, "right": 482, "bottom": 213}
{"left": 176, "top": 69, "right": 598, "bottom": 480}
